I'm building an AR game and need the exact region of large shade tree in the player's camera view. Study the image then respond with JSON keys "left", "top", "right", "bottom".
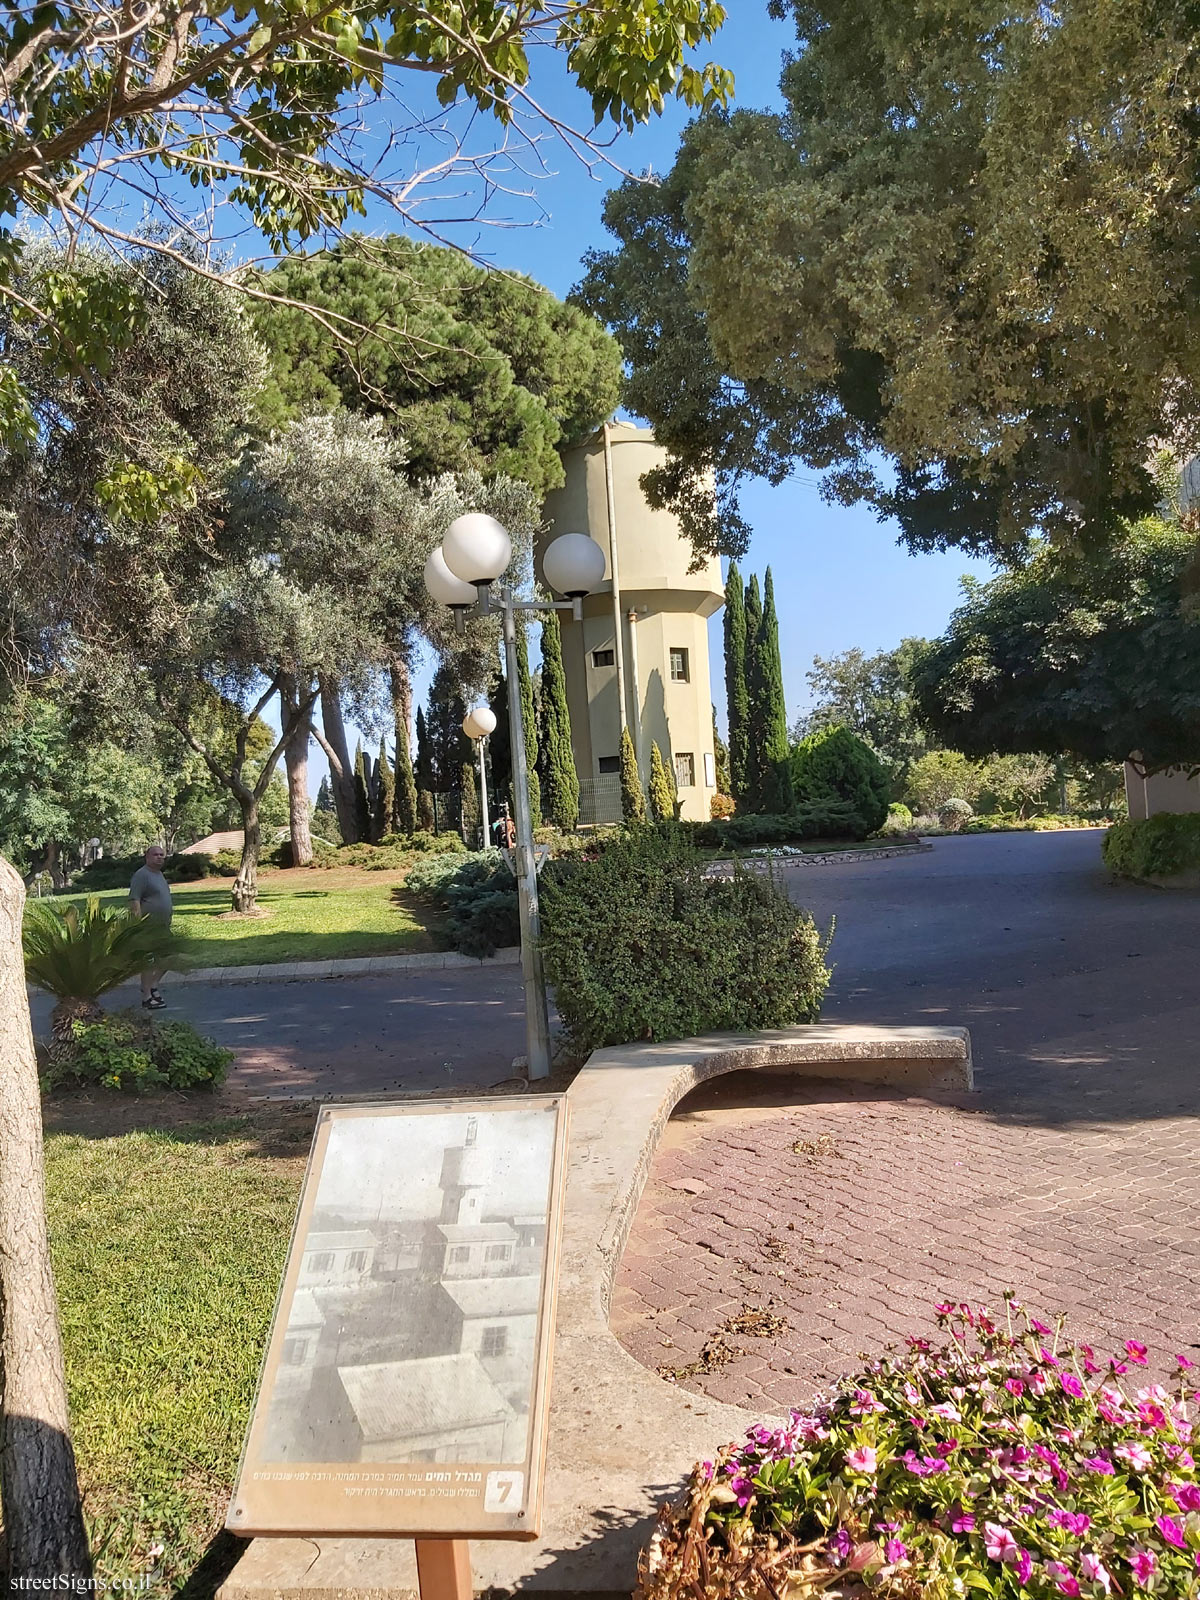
{"left": 911, "top": 520, "right": 1200, "bottom": 773}
{"left": 578, "top": 0, "right": 1200, "bottom": 562}
{"left": 254, "top": 239, "right": 623, "bottom": 496}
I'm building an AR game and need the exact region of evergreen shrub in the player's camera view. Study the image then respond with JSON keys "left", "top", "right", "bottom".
{"left": 1102, "top": 812, "right": 1200, "bottom": 882}
{"left": 692, "top": 801, "right": 868, "bottom": 850}
{"left": 48, "top": 1011, "right": 232, "bottom": 1092}
{"left": 789, "top": 726, "right": 891, "bottom": 837}
{"left": 404, "top": 849, "right": 518, "bottom": 957}
{"left": 539, "top": 828, "right": 831, "bottom": 1055}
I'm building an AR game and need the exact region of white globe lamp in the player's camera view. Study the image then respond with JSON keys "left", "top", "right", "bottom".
{"left": 424, "top": 545, "right": 477, "bottom": 607}
{"left": 442, "top": 514, "right": 513, "bottom": 585}
{"left": 542, "top": 532, "right": 607, "bottom": 598}
{"left": 463, "top": 706, "right": 497, "bottom": 741}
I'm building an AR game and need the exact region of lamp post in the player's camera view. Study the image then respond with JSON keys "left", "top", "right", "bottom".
{"left": 462, "top": 705, "right": 496, "bottom": 847}
{"left": 424, "top": 514, "right": 606, "bottom": 1081}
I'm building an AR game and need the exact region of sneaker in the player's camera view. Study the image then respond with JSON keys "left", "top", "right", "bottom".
{"left": 143, "top": 991, "right": 166, "bottom": 1010}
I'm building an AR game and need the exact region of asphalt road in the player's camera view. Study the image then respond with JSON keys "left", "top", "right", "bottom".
{"left": 32, "top": 830, "right": 1200, "bottom": 1110}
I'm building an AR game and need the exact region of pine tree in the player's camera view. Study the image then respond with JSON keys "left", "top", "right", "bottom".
{"left": 712, "top": 705, "right": 732, "bottom": 796}
{"left": 748, "top": 567, "right": 794, "bottom": 813}
{"left": 540, "top": 610, "right": 579, "bottom": 831}
{"left": 374, "top": 738, "right": 394, "bottom": 841}
{"left": 723, "top": 561, "right": 750, "bottom": 800}
{"left": 415, "top": 706, "right": 435, "bottom": 831}
{"left": 315, "top": 774, "right": 334, "bottom": 812}
{"left": 619, "top": 726, "right": 646, "bottom": 821}
{"left": 393, "top": 723, "right": 418, "bottom": 836}
{"left": 353, "top": 742, "right": 372, "bottom": 841}
{"left": 515, "top": 616, "right": 541, "bottom": 829}
{"left": 488, "top": 664, "right": 512, "bottom": 798}
{"left": 648, "top": 741, "right": 675, "bottom": 822}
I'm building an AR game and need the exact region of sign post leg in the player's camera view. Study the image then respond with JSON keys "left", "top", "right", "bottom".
{"left": 415, "top": 1539, "right": 473, "bottom": 1600}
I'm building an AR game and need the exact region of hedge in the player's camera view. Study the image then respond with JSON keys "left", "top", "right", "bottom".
{"left": 1102, "top": 811, "right": 1200, "bottom": 881}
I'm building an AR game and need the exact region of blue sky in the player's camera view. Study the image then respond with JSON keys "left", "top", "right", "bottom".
{"left": 268, "top": 6, "right": 994, "bottom": 763}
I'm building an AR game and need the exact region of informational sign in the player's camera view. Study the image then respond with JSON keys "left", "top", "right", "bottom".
{"left": 226, "top": 1096, "right": 569, "bottom": 1540}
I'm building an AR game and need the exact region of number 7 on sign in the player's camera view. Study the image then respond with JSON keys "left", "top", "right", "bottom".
{"left": 484, "top": 1471, "right": 523, "bottom": 1513}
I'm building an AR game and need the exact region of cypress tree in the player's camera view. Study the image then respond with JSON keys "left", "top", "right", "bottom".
{"left": 393, "top": 724, "right": 418, "bottom": 836}
{"left": 748, "top": 567, "right": 794, "bottom": 813}
{"left": 619, "top": 726, "right": 646, "bottom": 821}
{"left": 460, "top": 755, "right": 481, "bottom": 844}
{"left": 742, "top": 573, "right": 764, "bottom": 799}
{"left": 315, "top": 774, "right": 334, "bottom": 813}
{"left": 723, "top": 561, "right": 750, "bottom": 800}
{"left": 648, "top": 741, "right": 675, "bottom": 822}
{"left": 712, "top": 705, "right": 732, "bottom": 796}
{"left": 353, "top": 742, "right": 372, "bottom": 841}
{"left": 515, "top": 616, "right": 541, "bottom": 830}
{"left": 488, "top": 665, "right": 512, "bottom": 798}
{"left": 374, "top": 738, "right": 394, "bottom": 841}
{"left": 415, "top": 707, "right": 435, "bottom": 832}
{"left": 540, "top": 610, "right": 579, "bottom": 831}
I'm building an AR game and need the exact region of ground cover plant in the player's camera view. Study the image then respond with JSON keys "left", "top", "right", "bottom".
{"left": 45, "top": 1113, "right": 309, "bottom": 1588}
{"left": 639, "top": 1300, "right": 1200, "bottom": 1600}
{"left": 46, "top": 1012, "right": 232, "bottom": 1093}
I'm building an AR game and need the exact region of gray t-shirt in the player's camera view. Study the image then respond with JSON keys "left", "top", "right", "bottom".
{"left": 129, "top": 865, "right": 173, "bottom": 924}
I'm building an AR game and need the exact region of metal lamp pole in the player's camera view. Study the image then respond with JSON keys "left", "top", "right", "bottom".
{"left": 426, "top": 519, "right": 607, "bottom": 1085}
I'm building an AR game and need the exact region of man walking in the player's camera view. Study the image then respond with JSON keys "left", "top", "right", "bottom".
{"left": 129, "top": 844, "right": 173, "bottom": 1009}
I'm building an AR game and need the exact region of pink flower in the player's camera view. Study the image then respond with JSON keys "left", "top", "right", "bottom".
{"left": 844, "top": 1445, "right": 876, "bottom": 1475}
{"left": 1127, "top": 1548, "right": 1157, "bottom": 1585}
{"left": 1015, "top": 1548, "right": 1033, "bottom": 1585}
{"left": 1045, "top": 1563, "right": 1081, "bottom": 1597}
{"left": 1060, "top": 1372, "right": 1085, "bottom": 1399}
{"left": 984, "top": 1523, "right": 1019, "bottom": 1564}
{"left": 1114, "top": 1440, "right": 1153, "bottom": 1472}
{"left": 950, "top": 1509, "right": 976, "bottom": 1533}
{"left": 1082, "top": 1455, "right": 1115, "bottom": 1474}
{"left": 902, "top": 1381, "right": 922, "bottom": 1406}
{"left": 1005, "top": 1377, "right": 1026, "bottom": 1396}
{"left": 1126, "top": 1340, "right": 1149, "bottom": 1366}
{"left": 1169, "top": 1482, "right": 1200, "bottom": 1512}
{"left": 1048, "top": 1509, "right": 1091, "bottom": 1536}
{"left": 1080, "top": 1554, "right": 1112, "bottom": 1594}
{"left": 1156, "top": 1514, "right": 1186, "bottom": 1551}
{"left": 1031, "top": 1319, "right": 1052, "bottom": 1336}
{"left": 930, "top": 1401, "right": 961, "bottom": 1421}
{"left": 883, "top": 1538, "right": 907, "bottom": 1564}
{"left": 827, "top": 1530, "right": 852, "bottom": 1565}
{"left": 1176, "top": 1354, "right": 1195, "bottom": 1370}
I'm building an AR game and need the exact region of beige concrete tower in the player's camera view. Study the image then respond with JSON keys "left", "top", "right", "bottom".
{"left": 539, "top": 423, "right": 724, "bottom": 823}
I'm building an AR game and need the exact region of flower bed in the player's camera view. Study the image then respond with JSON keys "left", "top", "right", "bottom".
{"left": 638, "top": 1301, "right": 1199, "bottom": 1599}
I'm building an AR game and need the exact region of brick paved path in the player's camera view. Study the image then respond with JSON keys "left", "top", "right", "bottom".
{"left": 610, "top": 834, "right": 1200, "bottom": 1418}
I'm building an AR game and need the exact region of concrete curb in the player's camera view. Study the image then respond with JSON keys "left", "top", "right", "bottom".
{"left": 223, "top": 1023, "right": 972, "bottom": 1600}
{"left": 149, "top": 946, "right": 522, "bottom": 991}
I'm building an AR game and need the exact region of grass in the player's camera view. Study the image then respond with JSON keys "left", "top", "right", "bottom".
{"left": 45, "top": 1113, "right": 311, "bottom": 1591}
{"left": 56, "top": 868, "right": 435, "bottom": 968}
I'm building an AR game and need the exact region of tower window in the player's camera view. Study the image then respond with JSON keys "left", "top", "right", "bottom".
{"left": 592, "top": 648, "right": 615, "bottom": 668}
{"left": 674, "top": 753, "right": 695, "bottom": 788}
{"left": 481, "top": 1326, "right": 508, "bottom": 1358}
{"left": 669, "top": 648, "right": 690, "bottom": 683}
{"left": 597, "top": 756, "right": 620, "bottom": 774}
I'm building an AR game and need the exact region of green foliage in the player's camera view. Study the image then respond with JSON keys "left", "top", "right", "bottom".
{"left": 648, "top": 742, "right": 676, "bottom": 822}
{"left": 393, "top": 725, "right": 419, "bottom": 837}
{"left": 404, "top": 850, "right": 518, "bottom": 957}
{"left": 620, "top": 727, "right": 647, "bottom": 822}
{"left": 516, "top": 619, "right": 542, "bottom": 830}
{"left": 1103, "top": 813, "right": 1200, "bottom": 882}
{"left": 577, "top": 4, "right": 1200, "bottom": 560}
{"left": 789, "top": 727, "right": 891, "bottom": 837}
{"left": 938, "top": 797, "right": 975, "bottom": 831}
{"left": 540, "top": 610, "right": 579, "bottom": 831}
{"left": 798, "top": 639, "right": 930, "bottom": 786}
{"left": 905, "top": 750, "right": 986, "bottom": 816}
{"left": 723, "top": 563, "right": 749, "bottom": 798}
{"left": 746, "top": 568, "right": 793, "bottom": 814}
{"left": 50, "top": 1013, "right": 231, "bottom": 1093}
{"left": 913, "top": 520, "right": 1200, "bottom": 770}
{"left": 712, "top": 705, "right": 732, "bottom": 797}
{"left": 979, "top": 753, "right": 1057, "bottom": 819}
{"left": 374, "top": 740, "right": 394, "bottom": 844}
{"left": 255, "top": 240, "right": 623, "bottom": 495}
{"left": 539, "top": 828, "right": 832, "bottom": 1055}
{"left": 353, "top": 742, "right": 373, "bottom": 843}
{"left": 693, "top": 803, "right": 869, "bottom": 850}
{"left": 72, "top": 850, "right": 236, "bottom": 890}
{"left": 24, "top": 898, "right": 180, "bottom": 1002}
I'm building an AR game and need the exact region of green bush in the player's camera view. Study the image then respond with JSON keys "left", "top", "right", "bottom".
{"left": 211, "top": 848, "right": 243, "bottom": 875}
{"left": 937, "top": 796, "right": 974, "bottom": 830}
{"left": 692, "top": 800, "right": 868, "bottom": 850}
{"left": 48, "top": 1011, "right": 232, "bottom": 1092}
{"left": 404, "top": 849, "right": 519, "bottom": 957}
{"left": 539, "top": 828, "right": 832, "bottom": 1055}
{"left": 382, "top": 831, "right": 466, "bottom": 855}
{"left": 69, "top": 849, "right": 238, "bottom": 890}
{"left": 789, "top": 726, "right": 891, "bottom": 836}
{"left": 1103, "top": 811, "right": 1200, "bottom": 880}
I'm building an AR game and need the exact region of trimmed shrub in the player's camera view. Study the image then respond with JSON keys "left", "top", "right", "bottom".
{"left": 1103, "top": 812, "right": 1200, "bottom": 882}
{"left": 693, "top": 801, "right": 868, "bottom": 851}
{"left": 937, "top": 796, "right": 974, "bottom": 831}
{"left": 539, "top": 827, "right": 831, "bottom": 1055}
{"left": 638, "top": 1301, "right": 1200, "bottom": 1600}
{"left": 47, "top": 1010, "right": 232, "bottom": 1092}
{"left": 881, "top": 803, "right": 914, "bottom": 836}
{"left": 790, "top": 726, "right": 891, "bottom": 837}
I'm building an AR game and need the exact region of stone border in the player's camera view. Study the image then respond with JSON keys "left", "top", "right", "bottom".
{"left": 707, "top": 841, "right": 932, "bottom": 875}
{"left": 223, "top": 1023, "right": 971, "bottom": 1600}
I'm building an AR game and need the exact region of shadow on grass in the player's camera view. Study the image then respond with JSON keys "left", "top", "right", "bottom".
{"left": 175, "top": 1530, "right": 248, "bottom": 1600}
{"left": 43, "top": 1099, "right": 321, "bottom": 1155}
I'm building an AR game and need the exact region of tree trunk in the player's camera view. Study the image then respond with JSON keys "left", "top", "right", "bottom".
{"left": 389, "top": 658, "right": 419, "bottom": 836}
{"left": 231, "top": 799, "right": 261, "bottom": 914}
{"left": 319, "top": 675, "right": 359, "bottom": 844}
{"left": 0, "top": 856, "right": 92, "bottom": 1578}
{"left": 281, "top": 677, "right": 314, "bottom": 868}
{"left": 47, "top": 997, "right": 103, "bottom": 1075}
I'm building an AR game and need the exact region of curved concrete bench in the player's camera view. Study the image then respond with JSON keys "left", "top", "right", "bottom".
{"left": 223, "top": 1024, "right": 971, "bottom": 1600}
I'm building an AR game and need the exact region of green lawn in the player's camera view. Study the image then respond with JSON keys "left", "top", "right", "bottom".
{"left": 45, "top": 1114, "right": 309, "bottom": 1591}
{"left": 67, "top": 870, "right": 434, "bottom": 968}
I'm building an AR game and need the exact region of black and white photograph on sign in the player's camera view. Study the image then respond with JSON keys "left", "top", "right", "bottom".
{"left": 260, "top": 1107, "right": 556, "bottom": 1466}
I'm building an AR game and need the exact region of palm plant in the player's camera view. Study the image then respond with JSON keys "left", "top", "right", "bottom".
{"left": 23, "top": 898, "right": 181, "bottom": 1067}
